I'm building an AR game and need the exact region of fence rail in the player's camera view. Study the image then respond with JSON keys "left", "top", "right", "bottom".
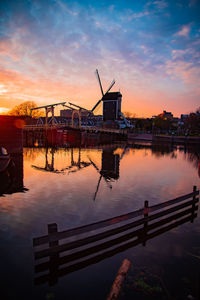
{"left": 33, "top": 186, "right": 199, "bottom": 286}
{"left": 33, "top": 188, "right": 199, "bottom": 246}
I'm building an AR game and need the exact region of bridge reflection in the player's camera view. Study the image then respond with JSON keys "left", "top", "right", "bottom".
{"left": 33, "top": 187, "right": 199, "bottom": 286}
{"left": 31, "top": 146, "right": 126, "bottom": 200}
{"left": 31, "top": 147, "right": 91, "bottom": 174}
{"left": 30, "top": 144, "right": 200, "bottom": 203}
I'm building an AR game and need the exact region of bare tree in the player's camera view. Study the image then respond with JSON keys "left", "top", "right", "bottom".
{"left": 123, "top": 111, "right": 136, "bottom": 118}
{"left": 8, "top": 101, "right": 44, "bottom": 118}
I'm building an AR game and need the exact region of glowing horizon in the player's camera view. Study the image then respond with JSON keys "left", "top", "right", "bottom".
{"left": 0, "top": 0, "right": 200, "bottom": 118}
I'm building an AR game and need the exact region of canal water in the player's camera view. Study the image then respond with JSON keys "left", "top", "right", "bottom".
{"left": 0, "top": 144, "right": 200, "bottom": 300}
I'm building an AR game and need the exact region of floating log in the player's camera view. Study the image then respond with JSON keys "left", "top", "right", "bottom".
{"left": 107, "top": 259, "right": 131, "bottom": 300}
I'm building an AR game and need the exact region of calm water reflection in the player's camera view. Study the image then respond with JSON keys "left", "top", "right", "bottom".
{"left": 0, "top": 144, "right": 199, "bottom": 300}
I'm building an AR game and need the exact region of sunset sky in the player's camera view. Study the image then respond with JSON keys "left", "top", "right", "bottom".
{"left": 0, "top": 0, "right": 200, "bottom": 117}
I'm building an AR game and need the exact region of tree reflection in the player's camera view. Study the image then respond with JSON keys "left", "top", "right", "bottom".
{"left": 181, "top": 146, "right": 200, "bottom": 178}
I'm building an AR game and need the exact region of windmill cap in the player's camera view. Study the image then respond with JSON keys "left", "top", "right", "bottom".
{"left": 102, "top": 92, "right": 122, "bottom": 100}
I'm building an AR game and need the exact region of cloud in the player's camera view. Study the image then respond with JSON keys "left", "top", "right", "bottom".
{"left": 189, "top": 0, "right": 197, "bottom": 7}
{"left": 140, "top": 45, "right": 148, "bottom": 54}
{"left": 0, "top": 0, "right": 199, "bottom": 117}
{"left": 0, "top": 39, "right": 20, "bottom": 61}
{"left": 165, "top": 59, "right": 200, "bottom": 94}
{"left": 152, "top": 0, "right": 168, "bottom": 10}
{"left": 168, "top": 46, "right": 200, "bottom": 87}
{"left": 0, "top": 107, "right": 9, "bottom": 113}
{"left": 56, "top": 0, "right": 79, "bottom": 16}
{"left": 0, "top": 84, "right": 8, "bottom": 95}
{"left": 145, "top": 0, "right": 168, "bottom": 11}
{"left": 175, "top": 24, "right": 191, "bottom": 37}
{"left": 126, "top": 10, "right": 149, "bottom": 21}
{"left": 0, "top": 68, "right": 84, "bottom": 104}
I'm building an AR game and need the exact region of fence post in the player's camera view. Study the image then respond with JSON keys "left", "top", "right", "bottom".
{"left": 142, "top": 200, "right": 149, "bottom": 246}
{"left": 191, "top": 186, "right": 197, "bottom": 223}
{"left": 48, "top": 223, "right": 59, "bottom": 286}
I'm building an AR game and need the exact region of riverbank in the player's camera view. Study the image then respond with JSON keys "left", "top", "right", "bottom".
{"left": 153, "top": 134, "right": 200, "bottom": 145}
{"left": 128, "top": 133, "right": 200, "bottom": 145}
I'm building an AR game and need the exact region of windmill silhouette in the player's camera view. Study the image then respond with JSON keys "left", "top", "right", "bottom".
{"left": 67, "top": 69, "right": 116, "bottom": 116}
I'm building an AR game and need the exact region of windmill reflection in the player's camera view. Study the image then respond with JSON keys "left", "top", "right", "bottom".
{"left": 89, "top": 146, "right": 128, "bottom": 200}
{"left": 33, "top": 187, "right": 199, "bottom": 286}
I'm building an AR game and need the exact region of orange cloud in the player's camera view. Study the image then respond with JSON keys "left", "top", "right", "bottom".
{"left": 0, "top": 107, "right": 9, "bottom": 114}
{"left": 0, "top": 35, "right": 199, "bottom": 118}
{"left": 0, "top": 40, "right": 20, "bottom": 61}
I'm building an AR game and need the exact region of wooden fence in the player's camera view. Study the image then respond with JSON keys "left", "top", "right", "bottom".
{"left": 33, "top": 186, "right": 199, "bottom": 286}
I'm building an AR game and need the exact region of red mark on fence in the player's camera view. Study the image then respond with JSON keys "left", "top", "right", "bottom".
{"left": 143, "top": 207, "right": 151, "bottom": 215}
{"left": 110, "top": 215, "right": 128, "bottom": 225}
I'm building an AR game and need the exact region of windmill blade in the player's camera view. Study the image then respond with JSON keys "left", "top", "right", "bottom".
{"left": 120, "top": 146, "right": 129, "bottom": 160}
{"left": 93, "top": 174, "right": 103, "bottom": 201}
{"left": 88, "top": 156, "right": 112, "bottom": 189}
{"left": 96, "top": 69, "right": 104, "bottom": 97}
{"left": 91, "top": 99, "right": 102, "bottom": 113}
{"left": 91, "top": 70, "right": 116, "bottom": 113}
{"left": 88, "top": 156, "right": 100, "bottom": 172}
{"left": 104, "top": 79, "right": 115, "bottom": 95}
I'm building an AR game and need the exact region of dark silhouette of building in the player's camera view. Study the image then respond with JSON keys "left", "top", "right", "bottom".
{"left": 0, "top": 153, "right": 27, "bottom": 196}
{"left": 102, "top": 92, "right": 122, "bottom": 122}
{"left": 0, "top": 116, "right": 23, "bottom": 153}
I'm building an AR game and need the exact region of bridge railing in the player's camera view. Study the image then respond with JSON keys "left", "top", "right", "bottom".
{"left": 33, "top": 186, "right": 199, "bottom": 286}
{"left": 24, "top": 124, "right": 128, "bottom": 134}
{"left": 24, "top": 123, "right": 68, "bottom": 130}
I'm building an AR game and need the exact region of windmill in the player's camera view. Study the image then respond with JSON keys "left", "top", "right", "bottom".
{"left": 94, "top": 71, "right": 133, "bottom": 127}
{"left": 90, "top": 69, "right": 116, "bottom": 114}
{"left": 94, "top": 69, "right": 124, "bottom": 122}
{"left": 67, "top": 69, "right": 116, "bottom": 116}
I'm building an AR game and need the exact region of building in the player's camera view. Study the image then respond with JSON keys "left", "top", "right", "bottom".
{"left": 60, "top": 109, "right": 102, "bottom": 126}
{"left": 102, "top": 92, "right": 122, "bottom": 122}
{"left": 158, "top": 110, "right": 173, "bottom": 120}
{"left": 0, "top": 115, "right": 23, "bottom": 153}
{"left": 60, "top": 109, "right": 73, "bottom": 118}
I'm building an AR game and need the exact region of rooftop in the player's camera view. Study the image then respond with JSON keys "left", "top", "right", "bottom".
{"left": 102, "top": 92, "right": 122, "bottom": 101}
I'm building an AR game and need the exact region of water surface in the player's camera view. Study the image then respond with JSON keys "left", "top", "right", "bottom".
{"left": 0, "top": 144, "right": 199, "bottom": 299}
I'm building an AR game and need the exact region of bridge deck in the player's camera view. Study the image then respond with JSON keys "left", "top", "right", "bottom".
{"left": 24, "top": 124, "right": 128, "bottom": 135}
